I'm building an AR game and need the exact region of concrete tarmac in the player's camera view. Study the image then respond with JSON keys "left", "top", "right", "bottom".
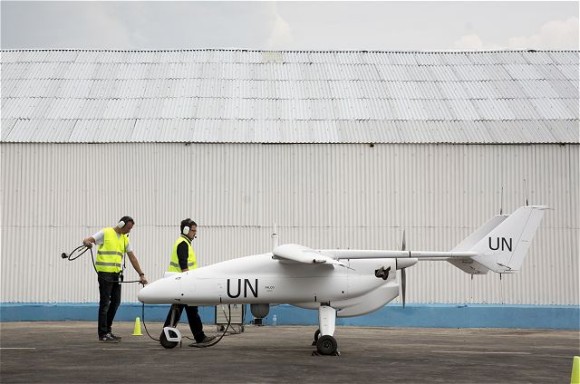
{"left": 1, "top": 322, "right": 578, "bottom": 383}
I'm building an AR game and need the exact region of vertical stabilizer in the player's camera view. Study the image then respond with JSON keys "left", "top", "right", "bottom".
{"left": 452, "top": 215, "right": 508, "bottom": 252}
{"left": 469, "top": 206, "right": 547, "bottom": 273}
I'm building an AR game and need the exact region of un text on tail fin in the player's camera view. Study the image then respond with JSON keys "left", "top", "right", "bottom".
{"left": 468, "top": 205, "right": 547, "bottom": 274}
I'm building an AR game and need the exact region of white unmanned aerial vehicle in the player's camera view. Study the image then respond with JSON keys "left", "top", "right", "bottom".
{"left": 139, "top": 205, "right": 546, "bottom": 355}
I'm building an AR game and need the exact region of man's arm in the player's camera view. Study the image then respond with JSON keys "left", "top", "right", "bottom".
{"left": 127, "top": 251, "right": 148, "bottom": 285}
{"left": 83, "top": 230, "right": 104, "bottom": 248}
{"left": 177, "top": 241, "right": 190, "bottom": 272}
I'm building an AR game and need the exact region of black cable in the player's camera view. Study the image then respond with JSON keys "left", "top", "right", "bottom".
{"left": 61, "top": 245, "right": 90, "bottom": 261}
{"left": 140, "top": 302, "right": 232, "bottom": 348}
{"left": 218, "top": 304, "right": 244, "bottom": 335}
{"left": 64, "top": 245, "right": 232, "bottom": 348}
{"left": 189, "top": 304, "right": 231, "bottom": 348}
{"left": 61, "top": 245, "right": 142, "bottom": 284}
{"left": 141, "top": 302, "right": 160, "bottom": 342}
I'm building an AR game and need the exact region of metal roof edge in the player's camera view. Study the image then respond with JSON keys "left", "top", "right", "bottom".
{"left": 2, "top": 48, "right": 579, "bottom": 54}
{"left": 2, "top": 140, "right": 578, "bottom": 145}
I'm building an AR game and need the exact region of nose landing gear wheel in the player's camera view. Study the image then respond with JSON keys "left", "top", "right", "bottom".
{"left": 159, "top": 332, "right": 178, "bottom": 349}
{"left": 316, "top": 335, "right": 338, "bottom": 355}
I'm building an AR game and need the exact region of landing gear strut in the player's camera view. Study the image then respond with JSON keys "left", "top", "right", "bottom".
{"left": 312, "top": 305, "right": 340, "bottom": 356}
{"left": 160, "top": 304, "right": 182, "bottom": 349}
{"left": 311, "top": 329, "right": 320, "bottom": 346}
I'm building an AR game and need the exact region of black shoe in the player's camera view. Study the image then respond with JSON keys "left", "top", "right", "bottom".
{"left": 197, "top": 335, "right": 216, "bottom": 344}
{"left": 109, "top": 333, "right": 122, "bottom": 341}
{"left": 189, "top": 335, "right": 217, "bottom": 347}
{"left": 99, "top": 333, "right": 120, "bottom": 343}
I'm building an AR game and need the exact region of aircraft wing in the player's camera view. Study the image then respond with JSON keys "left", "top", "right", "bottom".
{"left": 272, "top": 244, "right": 347, "bottom": 267}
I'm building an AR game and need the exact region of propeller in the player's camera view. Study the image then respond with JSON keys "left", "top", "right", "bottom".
{"left": 401, "top": 268, "right": 406, "bottom": 308}
{"left": 401, "top": 230, "right": 407, "bottom": 308}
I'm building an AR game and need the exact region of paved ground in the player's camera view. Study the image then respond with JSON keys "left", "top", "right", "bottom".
{"left": 1, "top": 322, "right": 578, "bottom": 383}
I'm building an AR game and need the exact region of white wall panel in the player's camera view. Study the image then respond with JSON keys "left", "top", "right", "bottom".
{"left": 1, "top": 143, "right": 578, "bottom": 305}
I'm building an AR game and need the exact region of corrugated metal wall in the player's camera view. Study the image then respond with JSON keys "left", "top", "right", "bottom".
{"left": 1, "top": 143, "right": 578, "bottom": 305}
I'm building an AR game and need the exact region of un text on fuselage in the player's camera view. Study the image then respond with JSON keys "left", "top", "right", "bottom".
{"left": 227, "top": 278, "right": 258, "bottom": 298}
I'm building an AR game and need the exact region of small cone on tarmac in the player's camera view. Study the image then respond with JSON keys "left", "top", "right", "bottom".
{"left": 132, "top": 317, "right": 143, "bottom": 336}
{"left": 571, "top": 356, "right": 580, "bottom": 384}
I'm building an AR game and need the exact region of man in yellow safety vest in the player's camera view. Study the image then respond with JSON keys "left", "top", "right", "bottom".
{"left": 83, "top": 216, "right": 148, "bottom": 342}
{"left": 162, "top": 218, "right": 215, "bottom": 345}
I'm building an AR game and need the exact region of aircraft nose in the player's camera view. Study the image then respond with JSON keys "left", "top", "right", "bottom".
{"left": 138, "top": 275, "right": 182, "bottom": 304}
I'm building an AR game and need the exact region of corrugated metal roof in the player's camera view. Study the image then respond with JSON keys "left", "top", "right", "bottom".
{"left": 1, "top": 49, "right": 578, "bottom": 144}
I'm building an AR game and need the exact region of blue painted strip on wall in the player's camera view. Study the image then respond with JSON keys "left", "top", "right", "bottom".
{"left": 0, "top": 303, "right": 578, "bottom": 330}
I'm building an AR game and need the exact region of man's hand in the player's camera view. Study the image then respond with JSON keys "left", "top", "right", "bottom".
{"left": 139, "top": 274, "right": 148, "bottom": 285}
{"left": 82, "top": 239, "right": 93, "bottom": 248}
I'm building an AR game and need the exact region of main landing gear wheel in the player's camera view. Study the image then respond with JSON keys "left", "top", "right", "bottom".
{"left": 315, "top": 335, "right": 338, "bottom": 355}
{"left": 159, "top": 332, "right": 178, "bottom": 349}
{"left": 311, "top": 329, "right": 321, "bottom": 346}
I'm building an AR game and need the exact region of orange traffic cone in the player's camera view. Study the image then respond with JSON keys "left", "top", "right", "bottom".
{"left": 132, "top": 317, "right": 143, "bottom": 336}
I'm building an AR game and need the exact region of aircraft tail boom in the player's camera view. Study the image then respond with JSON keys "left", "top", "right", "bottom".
{"left": 312, "top": 206, "right": 546, "bottom": 275}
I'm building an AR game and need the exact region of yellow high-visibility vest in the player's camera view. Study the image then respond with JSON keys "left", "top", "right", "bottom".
{"left": 168, "top": 235, "right": 197, "bottom": 272}
{"left": 95, "top": 227, "right": 127, "bottom": 273}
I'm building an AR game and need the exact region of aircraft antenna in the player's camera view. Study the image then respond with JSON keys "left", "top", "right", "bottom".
{"left": 271, "top": 222, "right": 279, "bottom": 249}
{"left": 499, "top": 186, "right": 503, "bottom": 215}
{"left": 524, "top": 178, "right": 529, "bottom": 206}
